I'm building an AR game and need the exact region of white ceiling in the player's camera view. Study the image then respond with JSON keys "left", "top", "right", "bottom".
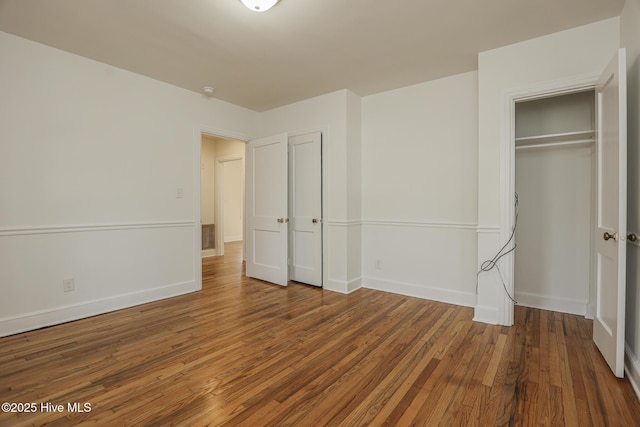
{"left": 0, "top": 0, "right": 625, "bottom": 111}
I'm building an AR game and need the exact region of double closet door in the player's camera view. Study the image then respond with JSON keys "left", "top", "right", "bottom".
{"left": 245, "top": 132, "right": 322, "bottom": 287}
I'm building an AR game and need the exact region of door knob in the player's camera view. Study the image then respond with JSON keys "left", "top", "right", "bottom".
{"left": 603, "top": 231, "right": 617, "bottom": 241}
{"left": 628, "top": 233, "right": 638, "bottom": 242}
{"left": 277, "top": 218, "right": 284, "bottom": 223}
{"left": 312, "top": 218, "right": 319, "bottom": 224}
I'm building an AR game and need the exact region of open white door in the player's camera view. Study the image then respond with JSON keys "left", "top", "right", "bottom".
{"left": 245, "top": 133, "right": 288, "bottom": 286}
{"left": 289, "top": 132, "right": 322, "bottom": 287}
{"left": 594, "top": 48, "right": 627, "bottom": 378}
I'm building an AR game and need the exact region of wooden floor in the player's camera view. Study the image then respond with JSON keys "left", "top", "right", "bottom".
{"left": 1, "top": 241, "right": 639, "bottom": 426}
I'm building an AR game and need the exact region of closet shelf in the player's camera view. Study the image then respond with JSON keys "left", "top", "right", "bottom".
{"left": 515, "top": 130, "right": 595, "bottom": 146}
{"left": 515, "top": 139, "right": 594, "bottom": 151}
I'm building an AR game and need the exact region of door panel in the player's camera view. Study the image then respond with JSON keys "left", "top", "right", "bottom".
{"left": 289, "top": 132, "right": 322, "bottom": 286}
{"left": 246, "top": 133, "right": 288, "bottom": 286}
{"left": 593, "top": 48, "right": 627, "bottom": 378}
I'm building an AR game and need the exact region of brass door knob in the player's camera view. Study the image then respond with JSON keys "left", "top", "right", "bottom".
{"left": 277, "top": 218, "right": 284, "bottom": 223}
{"left": 604, "top": 232, "right": 617, "bottom": 241}
{"left": 312, "top": 218, "right": 319, "bottom": 224}
{"left": 628, "top": 233, "right": 638, "bottom": 242}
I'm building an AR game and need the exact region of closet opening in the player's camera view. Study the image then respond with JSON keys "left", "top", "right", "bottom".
{"left": 514, "top": 89, "right": 596, "bottom": 317}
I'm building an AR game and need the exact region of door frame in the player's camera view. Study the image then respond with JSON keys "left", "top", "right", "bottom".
{"left": 499, "top": 74, "right": 600, "bottom": 325}
{"left": 214, "top": 154, "right": 244, "bottom": 257}
{"left": 194, "top": 125, "right": 252, "bottom": 291}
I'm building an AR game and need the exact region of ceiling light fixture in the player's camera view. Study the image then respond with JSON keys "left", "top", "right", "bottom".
{"left": 202, "top": 86, "right": 215, "bottom": 95}
{"left": 240, "top": 0, "right": 279, "bottom": 12}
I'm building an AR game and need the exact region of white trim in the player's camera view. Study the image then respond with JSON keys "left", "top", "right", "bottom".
{"left": 476, "top": 225, "right": 500, "bottom": 234}
{"left": 347, "top": 277, "right": 363, "bottom": 293}
{"left": 362, "top": 220, "right": 477, "bottom": 230}
{"left": 363, "top": 277, "right": 476, "bottom": 308}
{"left": 325, "top": 220, "right": 363, "bottom": 227}
{"left": 473, "top": 305, "right": 500, "bottom": 324}
{"left": 0, "top": 221, "right": 194, "bottom": 236}
{"left": 198, "top": 126, "right": 255, "bottom": 144}
{"left": 505, "top": 74, "right": 600, "bottom": 103}
{"left": 586, "top": 302, "right": 595, "bottom": 319}
{"left": 202, "top": 249, "right": 217, "bottom": 258}
{"left": 514, "top": 291, "right": 588, "bottom": 316}
{"left": 224, "top": 235, "right": 243, "bottom": 243}
{"left": 499, "top": 75, "right": 600, "bottom": 326}
{"left": 625, "top": 344, "right": 640, "bottom": 401}
{"left": 0, "top": 280, "right": 196, "bottom": 338}
{"left": 324, "top": 277, "right": 362, "bottom": 294}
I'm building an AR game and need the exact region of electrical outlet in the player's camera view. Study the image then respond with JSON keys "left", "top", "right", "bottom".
{"left": 375, "top": 259, "right": 382, "bottom": 269}
{"left": 63, "top": 278, "right": 75, "bottom": 292}
{"left": 176, "top": 188, "right": 184, "bottom": 199}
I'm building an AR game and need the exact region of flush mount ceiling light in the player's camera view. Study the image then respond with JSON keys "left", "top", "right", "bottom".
{"left": 240, "top": 0, "right": 279, "bottom": 12}
{"left": 202, "top": 86, "right": 215, "bottom": 95}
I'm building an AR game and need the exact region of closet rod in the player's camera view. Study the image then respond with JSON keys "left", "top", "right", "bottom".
{"left": 514, "top": 130, "right": 595, "bottom": 142}
{"left": 515, "top": 139, "right": 594, "bottom": 151}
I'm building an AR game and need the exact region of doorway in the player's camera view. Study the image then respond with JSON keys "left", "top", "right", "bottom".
{"left": 200, "top": 134, "right": 245, "bottom": 259}
{"left": 513, "top": 90, "right": 596, "bottom": 317}
{"left": 216, "top": 155, "right": 244, "bottom": 253}
{"left": 500, "top": 50, "right": 627, "bottom": 377}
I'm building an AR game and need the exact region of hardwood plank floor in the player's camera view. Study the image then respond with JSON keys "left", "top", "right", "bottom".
{"left": 1, "top": 241, "right": 639, "bottom": 426}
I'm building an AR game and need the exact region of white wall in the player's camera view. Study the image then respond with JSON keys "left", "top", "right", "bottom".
{"left": 259, "top": 90, "right": 362, "bottom": 293}
{"left": 361, "top": 71, "right": 478, "bottom": 306}
{"left": 515, "top": 145, "right": 593, "bottom": 314}
{"left": 514, "top": 91, "right": 595, "bottom": 138}
{"left": 475, "top": 18, "right": 621, "bottom": 324}
{"left": 0, "top": 31, "right": 258, "bottom": 336}
{"left": 621, "top": 0, "right": 640, "bottom": 400}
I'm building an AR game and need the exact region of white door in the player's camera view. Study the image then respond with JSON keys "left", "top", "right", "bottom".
{"left": 593, "top": 48, "right": 627, "bottom": 378}
{"left": 289, "top": 132, "right": 322, "bottom": 286}
{"left": 245, "top": 133, "right": 288, "bottom": 286}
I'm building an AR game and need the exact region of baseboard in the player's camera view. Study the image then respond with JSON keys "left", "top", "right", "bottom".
{"left": 473, "top": 305, "right": 500, "bottom": 325}
{"left": 625, "top": 344, "right": 640, "bottom": 401}
{"left": 363, "top": 277, "right": 476, "bottom": 308}
{"left": 202, "top": 249, "right": 217, "bottom": 258}
{"left": 0, "top": 280, "right": 197, "bottom": 337}
{"left": 324, "top": 277, "right": 362, "bottom": 294}
{"left": 224, "top": 235, "right": 242, "bottom": 243}
{"left": 515, "top": 291, "right": 587, "bottom": 316}
{"left": 347, "top": 277, "right": 362, "bottom": 293}
{"left": 585, "top": 302, "right": 595, "bottom": 319}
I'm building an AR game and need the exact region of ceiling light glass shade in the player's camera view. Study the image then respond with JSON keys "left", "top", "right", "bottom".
{"left": 240, "top": 0, "right": 279, "bottom": 12}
